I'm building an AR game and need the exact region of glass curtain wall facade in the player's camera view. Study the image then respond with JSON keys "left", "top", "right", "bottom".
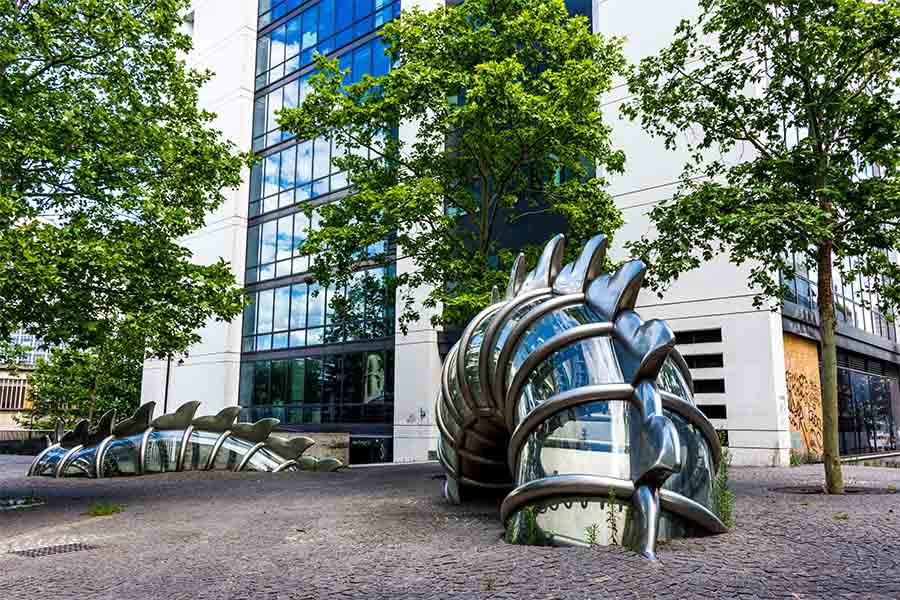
{"left": 837, "top": 353, "right": 900, "bottom": 455}
{"left": 241, "top": 0, "right": 399, "bottom": 463}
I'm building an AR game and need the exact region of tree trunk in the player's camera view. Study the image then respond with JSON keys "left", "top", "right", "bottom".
{"left": 816, "top": 240, "right": 844, "bottom": 494}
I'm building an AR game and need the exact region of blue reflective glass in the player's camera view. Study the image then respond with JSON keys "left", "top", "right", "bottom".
{"left": 286, "top": 17, "right": 301, "bottom": 58}
{"left": 263, "top": 153, "right": 280, "bottom": 197}
{"left": 313, "top": 136, "right": 330, "bottom": 179}
{"left": 336, "top": 0, "right": 352, "bottom": 30}
{"left": 280, "top": 146, "right": 296, "bottom": 191}
{"left": 355, "top": 0, "right": 373, "bottom": 20}
{"left": 257, "top": 289, "right": 274, "bottom": 333}
{"left": 302, "top": 6, "right": 318, "bottom": 49}
{"left": 276, "top": 216, "right": 294, "bottom": 261}
{"left": 291, "top": 284, "right": 308, "bottom": 329}
{"left": 352, "top": 43, "right": 371, "bottom": 83}
{"left": 319, "top": 0, "right": 334, "bottom": 39}
{"left": 372, "top": 38, "right": 390, "bottom": 77}
{"left": 260, "top": 220, "right": 277, "bottom": 264}
{"left": 274, "top": 286, "right": 291, "bottom": 331}
{"left": 296, "top": 140, "right": 313, "bottom": 185}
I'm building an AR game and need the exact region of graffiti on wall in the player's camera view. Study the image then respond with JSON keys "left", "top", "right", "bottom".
{"left": 786, "top": 371, "right": 824, "bottom": 458}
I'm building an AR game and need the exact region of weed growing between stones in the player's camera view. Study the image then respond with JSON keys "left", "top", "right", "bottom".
{"left": 606, "top": 488, "right": 619, "bottom": 545}
{"left": 82, "top": 503, "right": 123, "bottom": 517}
{"left": 712, "top": 432, "right": 736, "bottom": 528}
{"left": 585, "top": 523, "right": 600, "bottom": 547}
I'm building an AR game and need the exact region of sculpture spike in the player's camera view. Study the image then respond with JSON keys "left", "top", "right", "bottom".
{"left": 192, "top": 406, "right": 241, "bottom": 432}
{"left": 586, "top": 259, "right": 646, "bottom": 321}
{"left": 553, "top": 234, "right": 608, "bottom": 295}
{"left": 505, "top": 253, "right": 527, "bottom": 299}
{"left": 265, "top": 435, "right": 315, "bottom": 460}
{"left": 85, "top": 410, "right": 117, "bottom": 447}
{"left": 60, "top": 419, "right": 90, "bottom": 448}
{"left": 152, "top": 400, "right": 201, "bottom": 430}
{"left": 613, "top": 312, "right": 677, "bottom": 384}
{"left": 112, "top": 402, "right": 156, "bottom": 437}
{"left": 490, "top": 285, "right": 501, "bottom": 305}
{"left": 231, "top": 418, "right": 280, "bottom": 443}
{"left": 519, "top": 234, "right": 565, "bottom": 295}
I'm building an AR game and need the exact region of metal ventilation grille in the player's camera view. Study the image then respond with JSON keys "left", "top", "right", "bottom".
{"left": 8, "top": 542, "right": 97, "bottom": 558}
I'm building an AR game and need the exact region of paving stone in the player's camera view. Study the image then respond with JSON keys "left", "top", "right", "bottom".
{"left": 0, "top": 461, "right": 898, "bottom": 599}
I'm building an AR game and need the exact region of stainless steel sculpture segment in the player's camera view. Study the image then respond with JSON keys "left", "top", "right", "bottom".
{"left": 27, "top": 402, "right": 344, "bottom": 479}
{"left": 437, "top": 233, "right": 727, "bottom": 558}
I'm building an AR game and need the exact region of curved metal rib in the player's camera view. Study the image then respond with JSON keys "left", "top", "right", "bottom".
{"left": 138, "top": 427, "right": 155, "bottom": 475}
{"left": 660, "top": 390, "right": 723, "bottom": 470}
{"left": 205, "top": 430, "right": 232, "bottom": 471}
{"left": 235, "top": 442, "right": 266, "bottom": 472}
{"left": 504, "top": 322, "right": 616, "bottom": 429}
{"left": 477, "top": 289, "right": 552, "bottom": 412}
{"left": 273, "top": 459, "right": 298, "bottom": 473}
{"left": 492, "top": 292, "right": 586, "bottom": 408}
{"left": 55, "top": 445, "right": 84, "bottom": 478}
{"left": 94, "top": 435, "right": 116, "bottom": 479}
{"left": 27, "top": 443, "right": 59, "bottom": 477}
{"left": 455, "top": 303, "right": 504, "bottom": 417}
{"left": 176, "top": 425, "right": 195, "bottom": 472}
{"left": 499, "top": 473, "right": 727, "bottom": 534}
{"left": 506, "top": 384, "right": 635, "bottom": 471}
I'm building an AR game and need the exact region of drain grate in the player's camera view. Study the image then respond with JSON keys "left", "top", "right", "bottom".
{"left": 9, "top": 542, "right": 97, "bottom": 558}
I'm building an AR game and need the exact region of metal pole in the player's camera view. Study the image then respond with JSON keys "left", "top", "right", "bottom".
{"left": 163, "top": 355, "right": 172, "bottom": 414}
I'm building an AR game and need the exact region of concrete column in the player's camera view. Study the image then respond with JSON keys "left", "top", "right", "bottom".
{"left": 141, "top": 0, "right": 257, "bottom": 418}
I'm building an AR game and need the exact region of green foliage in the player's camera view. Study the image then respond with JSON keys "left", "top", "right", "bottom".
{"left": 82, "top": 503, "right": 123, "bottom": 517}
{"left": 19, "top": 337, "right": 141, "bottom": 430}
{"left": 712, "top": 443, "right": 736, "bottom": 529}
{"left": 623, "top": 0, "right": 900, "bottom": 496}
{"left": 887, "top": 484, "right": 897, "bottom": 494}
{"left": 790, "top": 449, "right": 806, "bottom": 467}
{"left": 0, "top": 0, "right": 249, "bottom": 356}
{"left": 584, "top": 522, "right": 600, "bottom": 547}
{"left": 279, "top": 0, "right": 626, "bottom": 330}
{"left": 606, "top": 488, "right": 619, "bottom": 544}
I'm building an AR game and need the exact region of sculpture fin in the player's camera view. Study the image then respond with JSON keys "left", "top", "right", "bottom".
{"left": 231, "top": 418, "right": 279, "bottom": 443}
{"left": 152, "top": 401, "right": 201, "bottom": 430}
{"left": 553, "top": 234, "right": 607, "bottom": 295}
{"left": 113, "top": 402, "right": 156, "bottom": 437}
{"left": 192, "top": 406, "right": 241, "bottom": 432}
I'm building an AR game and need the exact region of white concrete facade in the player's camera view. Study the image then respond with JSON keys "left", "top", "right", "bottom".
{"left": 140, "top": 0, "right": 257, "bottom": 419}
{"left": 597, "top": 0, "right": 791, "bottom": 466}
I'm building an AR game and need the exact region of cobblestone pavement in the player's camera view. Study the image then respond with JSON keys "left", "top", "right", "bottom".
{"left": 0, "top": 459, "right": 898, "bottom": 599}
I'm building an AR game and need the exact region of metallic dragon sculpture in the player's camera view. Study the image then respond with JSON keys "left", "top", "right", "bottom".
{"left": 27, "top": 401, "right": 344, "bottom": 478}
{"left": 437, "top": 233, "right": 727, "bottom": 558}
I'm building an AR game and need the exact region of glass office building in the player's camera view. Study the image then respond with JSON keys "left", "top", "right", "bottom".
{"left": 240, "top": 0, "right": 400, "bottom": 464}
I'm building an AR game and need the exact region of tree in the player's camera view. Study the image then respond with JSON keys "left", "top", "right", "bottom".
{"left": 279, "top": 0, "right": 626, "bottom": 330}
{"left": 623, "top": 0, "right": 900, "bottom": 494}
{"left": 0, "top": 0, "right": 249, "bottom": 357}
{"left": 21, "top": 338, "right": 142, "bottom": 431}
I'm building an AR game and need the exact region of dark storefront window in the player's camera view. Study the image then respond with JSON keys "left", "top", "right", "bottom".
{"left": 239, "top": 350, "right": 394, "bottom": 426}
{"left": 837, "top": 367, "right": 900, "bottom": 455}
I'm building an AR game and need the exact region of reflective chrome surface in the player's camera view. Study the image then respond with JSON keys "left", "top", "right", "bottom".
{"left": 27, "top": 402, "right": 345, "bottom": 479}
{"left": 438, "top": 233, "right": 727, "bottom": 559}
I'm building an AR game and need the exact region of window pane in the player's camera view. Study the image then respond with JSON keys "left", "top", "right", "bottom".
{"left": 336, "top": 0, "right": 352, "bottom": 30}
{"left": 283, "top": 78, "right": 299, "bottom": 110}
{"left": 302, "top": 5, "right": 318, "bottom": 49}
{"left": 290, "top": 358, "right": 305, "bottom": 404}
{"left": 257, "top": 289, "right": 274, "bottom": 333}
{"left": 313, "top": 136, "right": 331, "bottom": 180}
{"left": 274, "top": 285, "right": 291, "bottom": 331}
{"left": 260, "top": 219, "right": 277, "bottom": 264}
{"left": 271, "top": 360, "right": 288, "bottom": 404}
{"left": 293, "top": 212, "right": 309, "bottom": 256}
{"left": 286, "top": 16, "right": 301, "bottom": 58}
{"left": 297, "top": 140, "right": 313, "bottom": 185}
{"left": 256, "top": 36, "right": 270, "bottom": 76}
{"left": 322, "top": 355, "right": 342, "bottom": 405}
{"left": 264, "top": 153, "right": 280, "bottom": 197}
{"left": 253, "top": 96, "right": 267, "bottom": 139}
{"left": 352, "top": 42, "right": 371, "bottom": 83}
{"left": 305, "top": 357, "right": 323, "bottom": 404}
{"left": 308, "top": 283, "right": 325, "bottom": 327}
{"left": 355, "top": 0, "right": 373, "bottom": 21}
{"left": 290, "top": 283, "right": 307, "bottom": 329}
{"left": 271, "top": 25, "right": 287, "bottom": 68}
{"left": 318, "top": 0, "right": 334, "bottom": 39}
{"left": 253, "top": 361, "right": 270, "bottom": 406}
{"left": 267, "top": 87, "right": 283, "bottom": 133}
{"left": 243, "top": 293, "right": 257, "bottom": 336}
{"left": 372, "top": 38, "right": 391, "bottom": 77}
{"left": 246, "top": 225, "right": 260, "bottom": 268}
{"left": 276, "top": 216, "right": 293, "bottom": 261}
